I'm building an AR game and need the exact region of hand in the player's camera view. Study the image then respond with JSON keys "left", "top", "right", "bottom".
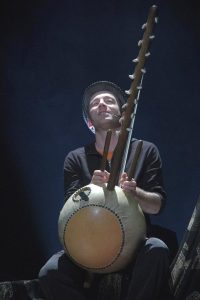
{"left": 91, "top": 170, "right": 110, "bottom": 186}
{"left": 119, "top": 172, "right": 137, "bottom": 194}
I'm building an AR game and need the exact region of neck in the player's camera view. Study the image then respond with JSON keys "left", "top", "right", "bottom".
{"left": 95, "top": 129, "right": 119, "bottom": 153}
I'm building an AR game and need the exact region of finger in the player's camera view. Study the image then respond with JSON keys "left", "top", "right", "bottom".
{"left": 92, "top": 173, "right": 109, "bottom": 184}
{"left": 93, "top": 170, "right": 104, "bottom": 176}
{"left": 119, "top": 172, "right": 128, "bottom": 187}
{"left": 126, "top": 180, "right": 136, "bottom": 187}
{"left": 121, "top": 180, "right": 136, "bottom": 191}
{"left": 121, "top": 172, "right": 128, "bottom": 179}
{"left": 104, "top": 170, "right": 110, "bottom": 175}
{"left": 104, "top": 170, "right": 110, "bottom": 179}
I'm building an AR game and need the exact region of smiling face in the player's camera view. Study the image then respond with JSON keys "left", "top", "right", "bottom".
{"left": 88, "top": 92, "right": 121, "bottom": 131}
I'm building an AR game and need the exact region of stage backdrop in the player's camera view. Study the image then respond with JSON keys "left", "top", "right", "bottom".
{"left": 1, "top": 0, "right": 200, "bottom": 280}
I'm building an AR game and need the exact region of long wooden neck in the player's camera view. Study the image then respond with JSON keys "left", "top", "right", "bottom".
{"left": 107, "top": 5, "right": 158, "bottom": 191}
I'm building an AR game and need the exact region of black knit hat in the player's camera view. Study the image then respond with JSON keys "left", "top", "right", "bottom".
{"left": 82, "top": 81, "right": 127, "bottom": 133}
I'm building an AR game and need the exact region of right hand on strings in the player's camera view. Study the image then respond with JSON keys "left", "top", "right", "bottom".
{"left": 91, "top": 170, "right": 110, "bottom": 186}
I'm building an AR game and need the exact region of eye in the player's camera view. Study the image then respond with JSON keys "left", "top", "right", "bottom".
{"left": 90, "top": 100, "right": 99, "bottom": 108}
{"left": 105, "top": 98, "right": 115, "bottom": 104}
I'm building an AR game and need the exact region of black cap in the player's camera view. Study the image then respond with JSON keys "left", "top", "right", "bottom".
{"left": 82, "top": 81, "right": 127, "bottom": 133}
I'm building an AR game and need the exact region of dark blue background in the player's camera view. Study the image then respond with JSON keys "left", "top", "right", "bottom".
{"left": 1, "top": 0, "right": 200, "bottom": 280}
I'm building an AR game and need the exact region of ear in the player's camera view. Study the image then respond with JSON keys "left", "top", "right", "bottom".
{"left": 87, "top": 119, "right": 95, "bottom": 133}
{"left": 87, "top": 119, "right": 93, "bottom": 126}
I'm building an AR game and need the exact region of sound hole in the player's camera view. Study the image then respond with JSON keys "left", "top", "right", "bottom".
{"left": 72, "top": 187, "right": 91, "bottom": 202}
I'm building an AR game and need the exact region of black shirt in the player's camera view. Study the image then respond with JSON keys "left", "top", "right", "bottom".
{"left": 63, "top": 139, "right": 166, "bottom": 232}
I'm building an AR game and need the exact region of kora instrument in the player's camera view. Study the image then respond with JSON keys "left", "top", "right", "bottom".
{"left": 58, "top": 5, "right": 158, "bottom": 273}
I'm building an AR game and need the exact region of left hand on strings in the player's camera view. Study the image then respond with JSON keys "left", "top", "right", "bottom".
{"left": 119, "top": 172, "right": 137, "bottom": 194}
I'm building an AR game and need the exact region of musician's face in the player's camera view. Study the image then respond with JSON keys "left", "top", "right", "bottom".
{"left": 88, "top": 92, "right": 121, "bottom": 130}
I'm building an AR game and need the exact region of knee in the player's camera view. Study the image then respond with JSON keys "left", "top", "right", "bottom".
{"left": 145, "top": 237, "right": 169, "bottom": 257}
{"left": 147, "top": 237, "right": 168, "bottom": 249}
{"left": 39, "top": 259, "right": 58, "bottom": 278}
{"left": 139, "top": 238, "right": 170, "bottom": 273}
{"left": 38, "top": 250, "right": 65, "bottom": 278}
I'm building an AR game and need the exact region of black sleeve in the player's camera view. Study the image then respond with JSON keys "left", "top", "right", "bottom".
{"left": 139, "top": 143, "right": 166, "bottom": 212}
{"left": 63, "top": 151, "right": 83, "bottom": 201}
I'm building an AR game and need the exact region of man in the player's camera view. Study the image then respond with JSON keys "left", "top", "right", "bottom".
{"left": 39, "top": 81, "right": 170, "bottom": 300}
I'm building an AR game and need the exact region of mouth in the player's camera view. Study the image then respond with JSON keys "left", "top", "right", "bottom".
{"left": 98, "top": 111, "right": 110, "bottom": 116}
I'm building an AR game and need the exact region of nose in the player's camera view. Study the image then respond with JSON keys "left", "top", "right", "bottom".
{"left": 98, "top": 98, "right": 106, "bottom": 107}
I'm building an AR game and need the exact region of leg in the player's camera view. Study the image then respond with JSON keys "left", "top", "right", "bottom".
{"left": 125, "top": 238, "right": 170, "bottom": 300}
{"left": 39, "top": 250, "right": 87, "bottom": 300}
